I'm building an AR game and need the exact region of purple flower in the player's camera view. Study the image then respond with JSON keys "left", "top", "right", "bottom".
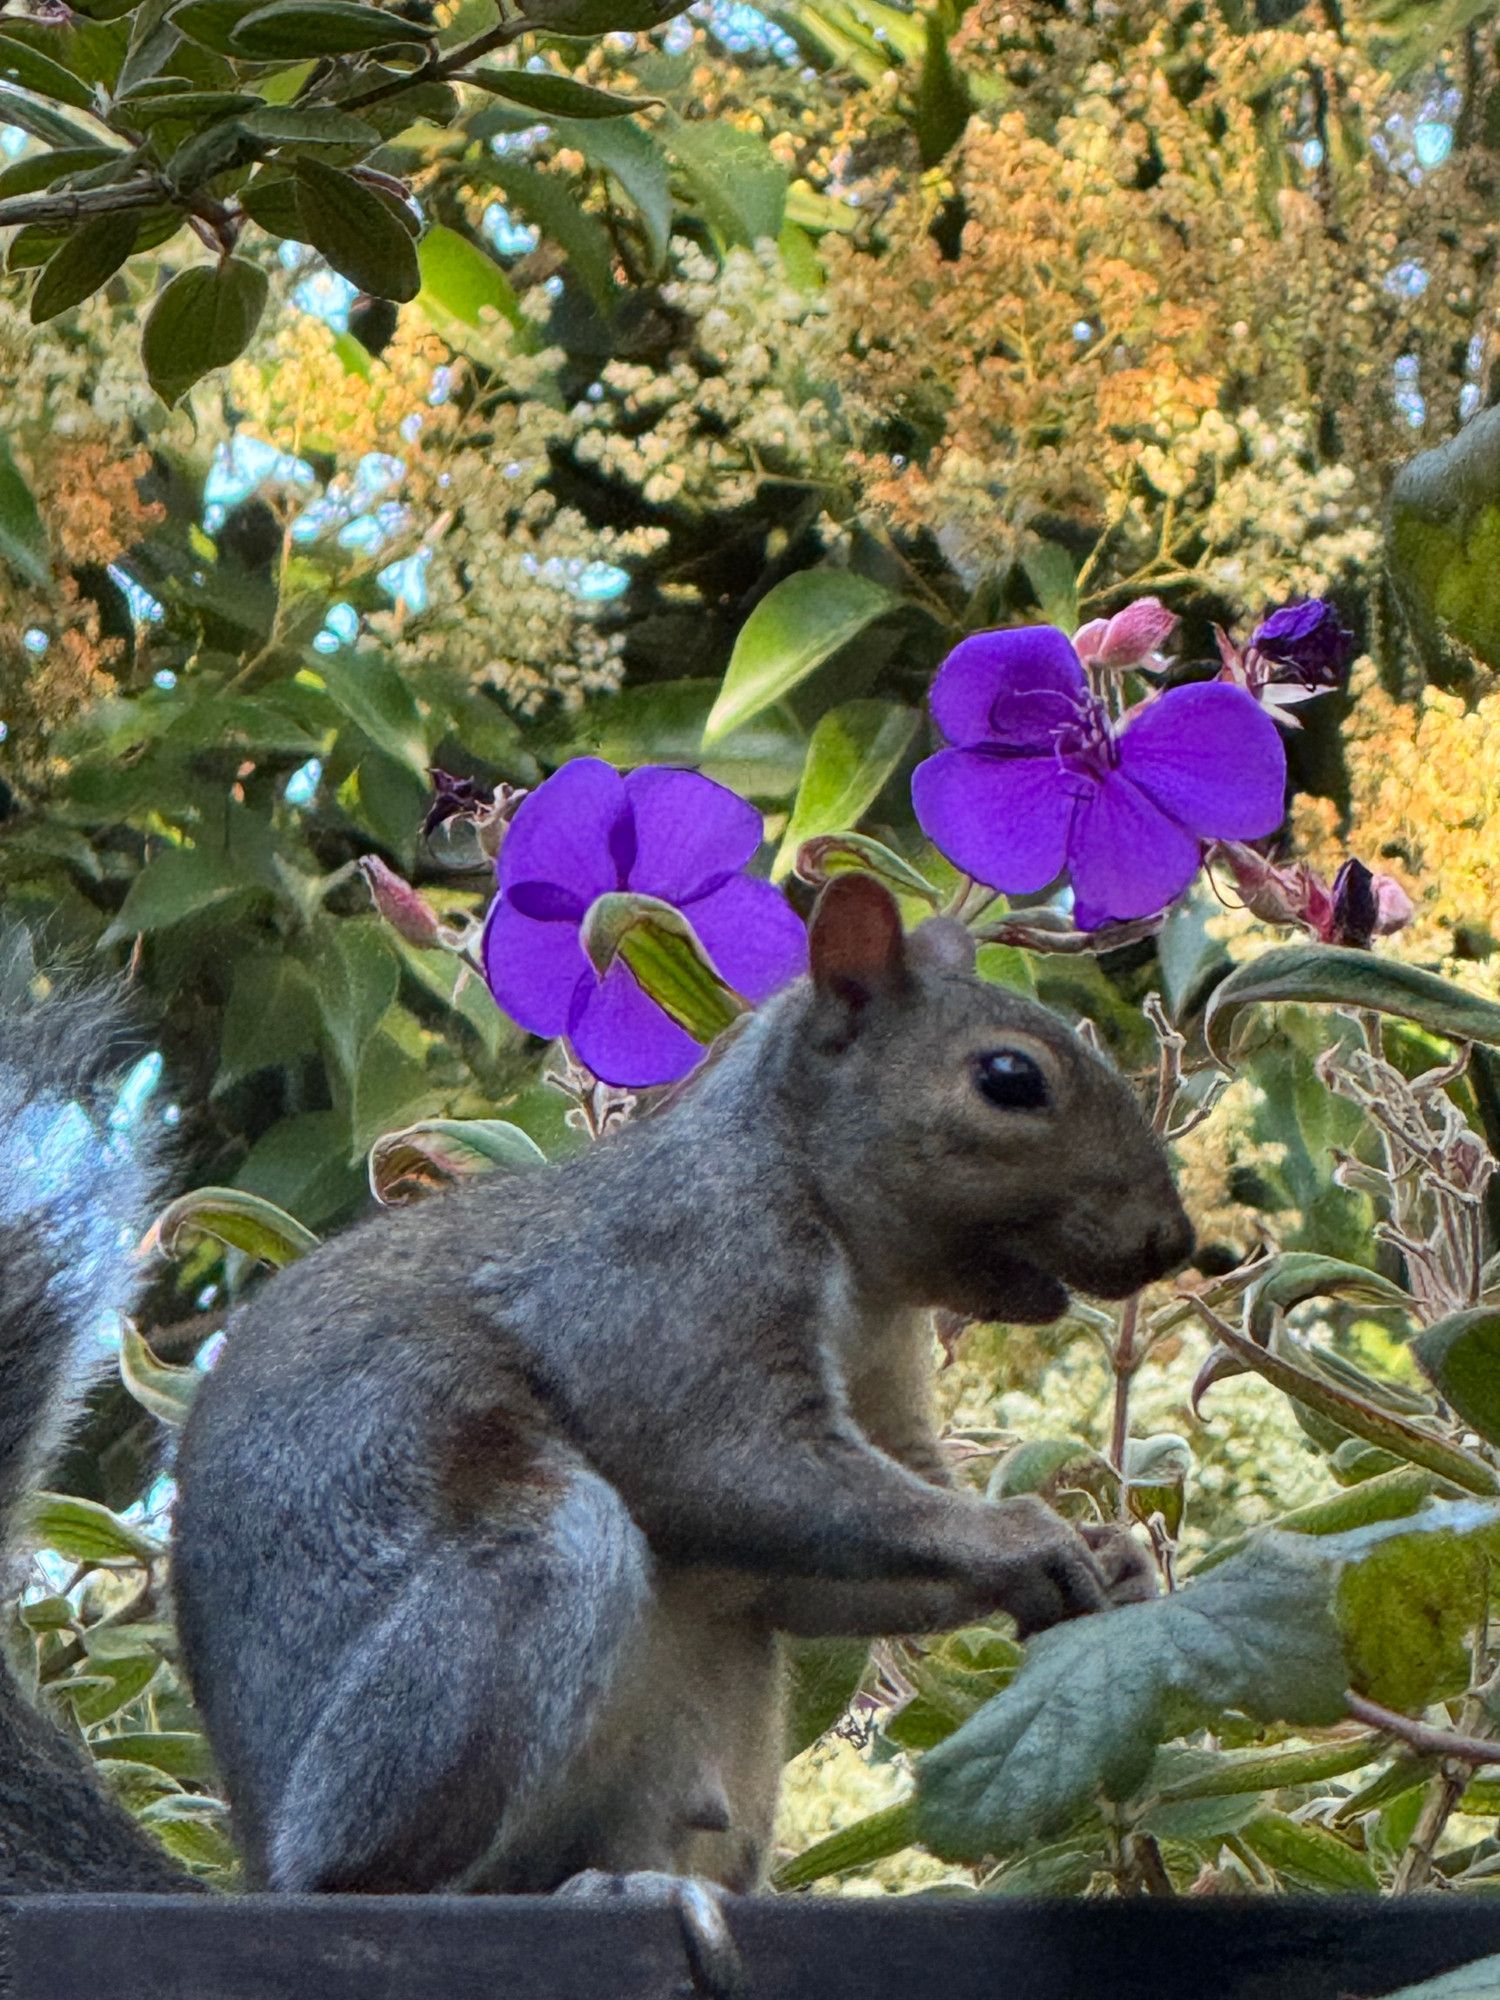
{"left": 1251, "top": 598, "right": 1353, "bottom": 686}
{"left": 911, "top": 626, "right": 1287, "bottom": 929}
{"left": 481, "top": 758, "right": 808, "bottom": 1087}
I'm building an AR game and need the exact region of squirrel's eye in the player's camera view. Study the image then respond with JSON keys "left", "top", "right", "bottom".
{"left": 975, "top": 1049, "right": 1049, "bottom": 1111}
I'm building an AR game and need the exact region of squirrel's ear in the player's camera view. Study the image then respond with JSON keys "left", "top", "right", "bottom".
{"left": 809, "top": 875, "right": 910, "bottom": 1016}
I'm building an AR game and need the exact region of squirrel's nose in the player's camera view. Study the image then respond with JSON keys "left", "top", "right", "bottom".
{"left": 1143, "top": 1208, "right": 1195, "bottom": 1281}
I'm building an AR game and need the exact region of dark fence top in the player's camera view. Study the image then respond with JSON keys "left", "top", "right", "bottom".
{"left": 4, "top": 1894, "right": 1500, "bottom": 2000}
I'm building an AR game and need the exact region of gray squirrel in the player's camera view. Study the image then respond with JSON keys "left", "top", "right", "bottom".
{"left": 0, "top": 876, "right": 1191, "bottom": 1904}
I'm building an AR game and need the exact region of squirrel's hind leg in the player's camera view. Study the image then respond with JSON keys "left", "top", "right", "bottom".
{"left": 264, "top": 1453, "right": 652, "bottom": 1894}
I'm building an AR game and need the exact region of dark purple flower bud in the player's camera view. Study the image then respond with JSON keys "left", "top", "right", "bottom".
{"left": 1250, "top": 599, "right": 1353, "bottom": 689}
{"left": 423, "top": 768, "right": 496, "bottom": 840}
{"left": 1328, "top": 858, "right": 1414, "bottom": 948}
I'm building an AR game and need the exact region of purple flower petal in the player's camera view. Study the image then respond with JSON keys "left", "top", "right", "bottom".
{"left": 1067, "top": 771, "right": 1202, "bottom": 926}
{"left": 912, "top": 746, "right": 1077, "bottom": 893}
{"left": 930, "top": 627, "right": 1086, "bottom": 751}
{"left": 567, "top": 958, "right": 703, "bottom": 1087}
{"left": 687, "top": 874, "right": 809, "bottom": 1001}
{"left": 482, "top": 898, "right": 590, "bottom": 1038}
{"left": 498, "top": 757, "right": 627, "bottom": 902}
{"left": 623, "top": 766, "right": 764, "bottom": 903}
{"left": 1118, "top": 684, "right": 1286, "bottom": 840}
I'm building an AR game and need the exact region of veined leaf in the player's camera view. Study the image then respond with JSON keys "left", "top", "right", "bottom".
{"left": 142, "top": 257, "right": 269, "bottom": 406}
{"left": 230, "top": 0, "right": 430, "bottom": 58}
{"left": 773, "top": 700, "right": 918, "bottom": 882}
{"left": 30, "top": 213, "right": 138, "bottom": 322}
{"left": 792, "top": 830, "right": 942, "bottom": 907}
{"left": 293, "top": 155, "right": 419, "bottom": 300}
{"left": 580, "top": 891, "right": 749, "bottom": 1043}
{"left": 119, "top": 1318, "right": 201, "bottom": 1428}
{"left": 704, "top": 570, "right": 902, "bottom": 746}
{"left": 369, "top": 1117, "right": 546, "bottom": 1205}
{"left": 916, "top": 1503, "right": 1500, "bottom": 1862}
{"left": 466, "top": 67, "right": 658, "bottom": 120}
{"left": 1412, "top": 1310, "right": 1500, "bottom": 1448}
{"left": 30, "top": 1493, "right": 162, "bottom": 1564}
{"left": 0, "top": 29, "right": 97, "bottom": 109}
{"left": 151, "top": 1185, "right": 320, "bottom": 1267}
{"left": 1205, "top": 945, "right": 1500, "bottom": 1063}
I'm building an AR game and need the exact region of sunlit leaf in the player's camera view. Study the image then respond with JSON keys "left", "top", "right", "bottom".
{"left": 151, "top": 1184, "right": 320, "bottom": 1267}
{"left": 704, "top": 570, "right": 902, "bottom": 746}
{"left": 772, "top": 699, "right": 917, "bottom": 881}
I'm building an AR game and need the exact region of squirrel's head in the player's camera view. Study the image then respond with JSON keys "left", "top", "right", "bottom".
{"left": 779, "top": 875, "right": 1194, "bottom": 1322}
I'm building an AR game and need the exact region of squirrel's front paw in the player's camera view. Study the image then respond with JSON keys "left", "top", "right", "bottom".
{"left": 983, "top": 1495, "right": 1111, "bottom": 1639}
{"left": 1080, "top": 1520, "right": 1159, "bottom": 1607}
{"left": 556, "top": 1869, "right": 745, "bottom": 2000}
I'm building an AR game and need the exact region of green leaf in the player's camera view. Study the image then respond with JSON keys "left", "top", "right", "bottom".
{"left": 311, "top": 919, "right": 400, "bottom": 1084}
{"left": 560, "top": 114, "right": 670, "bottom": 270}
{"left": 0, "top": 30, "right": 98, "bottom": 109}
{"left": 987, "top": 1436, "right": 1107, "bottom": 1503}
{"left": 314, "top": 648, "right": 428, "bottom": 776}
{"left": 119, "top": 1319, "right": 200, "bottom": 1428}
{"left": 1337, "top": 1501, "right": 1500, "bottom": 1710}
{"left": 1192, "top": 1464, "right": 1435, "bottom": 1576}
{"left": 100, "top": 1732, "right": 217, "bottom": 1783}
{"left": 238, "top": 170, "right": 304, "bottom": 236}
{"left": 1412, "top": 1310, "right": 1500, "bottom": 1447}
{"left": 664, "top": 112, "right": 787, "bottom": 248}
{"left": 486, "top": 159, "right": 616, "bottom": 313}
{"left": 99, "top": 843, "right": 265, "bottom": 944}
{"left": 1146, "top": 1732, "right": 1383, "bottom": 1803}
{"left": 30, "top": 212, "right": 138, "bottom": 322}
{"left": 544, "top": 679, "right": 806, "bottom": 799}
{"left": 368, "top": 1117, "right": 546, "bottom": 1205}
{"left": 579, "top": 891, "right": 751, "bottom": 1044}
{"left": 230, "top": 0, "right": 430, "bottom": 57}
{"left": 1206, "top": 946, "right": 1500, "bottom": 1065}
{"left": 773, "top": 1800, "right": 916, "bottom": 1891}
{"left": 137, "top": 1793, "right": 237, "bottom": 1872}
{"left": 142, "top": 256, "right": 269, "bottom": 406}
{"left": 240, "top": 103, "right": 379, "bottom": 145}
{"left": 783, "top": 1636, "right": 869, "bottom": 1759}
{"left": 123, "top": 89, "right": 264, "bottom": 125}
{"left": 293, "top": 155, "right": 419, "bottom": 300}
{"left": 1020, "top": 544, "right": 1077, "bottom": 632}
{"left": 234, "top": 1108, "right": 363, "bottom": 1230}
{"left": 704, "top": 570, "right": 902, "bottom": 746}
{"left": 1190, "top": 1298, "right": 1499, "bottom": 1495}
{"left": 1245, "top": 1251, "right": 1414, "bottom": 1335}
{"left": 1239, "top": 1811, "right": 1379, "bottom": 1893}
{"left": 67, "top": 1651, "right": 161, "bottom": 1726}
{"left": 772, "top": 700, "right": 918, "bottom": 882}
{"left": 166, "top": 0, "right": 266, "bottom": 54}
{"left": 0, "top": 440, "right": 49, "bottom": 587}
{"left": 511, "top": 0, "right": 689, "bottom": 34}
{"left": 0, "top": 146, "right": 121, "bottom": 198}
{"left": 30, "top": 1493, "right": 162, "bottom": 1564}
{"left": 1388, "top": 402, "right": 1500, "bottom": 670}
{"left": 915, "top": 1510, "right": 1500, "bottom": 1862}
{"left": 467, "top": 67, "right": 658, "bottom": 120}
{"left": 792, "top": 830, "right": 943, "bottom": 907}
{"left": 416, "top": 220, "right": 524, "bottom": 337}
{"left": 215, "top": 952, "right": 321, "bottom": 1090}
{"left": 914, "top": 12, "right": 970, "bottom": 168}
{"left": 0, "top": 82, "right": 101, "bottom": 148}
{"left": 153, "top": 1184, "right": 320, "bottom": 1267}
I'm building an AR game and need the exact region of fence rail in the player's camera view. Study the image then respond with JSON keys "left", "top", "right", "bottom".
{"left": 4, "top": 1894, "right": 1500, "bottom": 2000}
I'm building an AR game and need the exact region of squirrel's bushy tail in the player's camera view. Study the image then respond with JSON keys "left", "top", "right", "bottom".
{"left": 0, "top": 940, "right": 190, "bottom": 1890}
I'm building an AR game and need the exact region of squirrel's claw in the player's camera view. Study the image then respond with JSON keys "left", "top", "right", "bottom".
{"left": 555, "top": 1868, "right": 747, "bottom": 2000}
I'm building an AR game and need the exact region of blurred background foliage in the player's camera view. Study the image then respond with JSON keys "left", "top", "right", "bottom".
{"left": 7, "top": 0, "right": 1500, "bottom": 1901}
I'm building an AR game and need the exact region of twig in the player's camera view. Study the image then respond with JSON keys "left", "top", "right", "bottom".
{"left": 337, "top": 15, "right": 533, "bottom": 112}
{"left": 0, "top": 176, "right": 165, "bottom": 230}
{"left": 1345, "top": 1693, "right": 1500, "bottom": 1769}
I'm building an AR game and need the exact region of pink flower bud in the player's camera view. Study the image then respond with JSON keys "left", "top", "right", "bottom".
{"left": 1074, "top": 598, "right": 1179, "bottom": 671}
{"left": 1372, "top": 873, "right": 1415, "bottom": 937}
{"left": 358, "top": 856, "right": 445, "bottom": 949}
